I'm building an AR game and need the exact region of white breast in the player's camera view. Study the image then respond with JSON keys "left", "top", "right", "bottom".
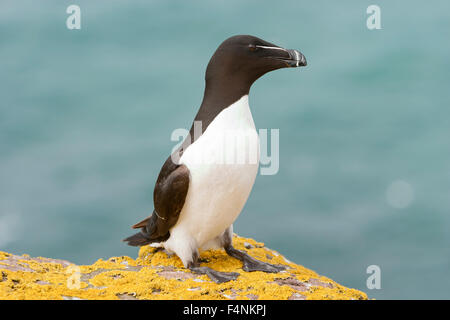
{"left": 170, "top": 95, "right": 259, "bottom": 248}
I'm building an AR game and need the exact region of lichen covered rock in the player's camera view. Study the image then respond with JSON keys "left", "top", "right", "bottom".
{"left": 0, "top": 235, "right": 367, "bottom": 300}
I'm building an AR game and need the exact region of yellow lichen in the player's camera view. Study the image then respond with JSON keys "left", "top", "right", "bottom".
{"left": 0, "top": 235, "right": 367, "bottom": 300}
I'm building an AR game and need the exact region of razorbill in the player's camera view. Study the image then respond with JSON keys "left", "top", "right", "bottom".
{"left": 124, "top": 35, "right": 307, "bottom": 283}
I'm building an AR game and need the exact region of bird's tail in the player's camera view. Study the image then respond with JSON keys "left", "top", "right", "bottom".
{"left": 123, "top": 231, "right": 152, "bottom": 247}
{"left": 123, "top": 212, "right": 170, "bottom": 246}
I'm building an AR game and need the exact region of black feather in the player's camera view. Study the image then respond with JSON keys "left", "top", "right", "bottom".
{"left": 123, "top": 231, "right": 152, "bottom": 247}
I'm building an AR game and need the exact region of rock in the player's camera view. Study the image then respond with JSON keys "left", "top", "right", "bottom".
{"left": 0, "top": 235, "right": 367, "bottom": 300}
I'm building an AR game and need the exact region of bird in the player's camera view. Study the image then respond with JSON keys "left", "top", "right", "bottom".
{"left": 124, "top": 35, "right": 307, "bottom": 283}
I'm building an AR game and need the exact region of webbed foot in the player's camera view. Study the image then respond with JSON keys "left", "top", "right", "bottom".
{"left": 190, "top": 266, "right": 240, "bottom": 283}
{"left": 225, "top": 246, "right": 286, "bottom": 273}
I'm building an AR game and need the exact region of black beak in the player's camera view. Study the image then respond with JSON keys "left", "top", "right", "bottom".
{"left": 267, "top": 47, "right": 307, "bottom": 68}
{"left": 285, "top": 49, "right": 307, "bottom": 67}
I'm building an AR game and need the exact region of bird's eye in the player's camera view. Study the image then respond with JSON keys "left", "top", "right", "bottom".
{"left": 248, "top": 44, "right": 258, "bottom": 52}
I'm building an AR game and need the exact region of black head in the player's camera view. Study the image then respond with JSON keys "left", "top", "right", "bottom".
{"left": 191, "top": 35, "right": 307, "bottom": 136}
{"left": 205, "top": 35, "right": 307, "bottom": 93}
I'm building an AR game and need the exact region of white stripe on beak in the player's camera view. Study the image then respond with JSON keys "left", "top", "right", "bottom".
{"left": 293, "top": 50, "right": 300, "bottom": 66}
{"left": 255, "top": 45, "right": 289, "bottom": 53}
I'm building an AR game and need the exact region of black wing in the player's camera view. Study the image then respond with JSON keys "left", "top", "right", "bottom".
{"left": 123, "top": 156, "right": 190, "bottom": 246}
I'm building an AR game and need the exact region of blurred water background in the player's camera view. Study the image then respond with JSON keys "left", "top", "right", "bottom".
{"left": 1, "top": 0, "right": 449, "bottom": 299}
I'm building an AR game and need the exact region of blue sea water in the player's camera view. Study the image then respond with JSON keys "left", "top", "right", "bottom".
{"left": 1, "top": 0, "right": 449, "bottom": 299}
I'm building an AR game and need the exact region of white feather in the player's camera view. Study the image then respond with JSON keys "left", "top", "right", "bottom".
{"left": 163, "top": 95, "right": 259, "bottom": 266}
